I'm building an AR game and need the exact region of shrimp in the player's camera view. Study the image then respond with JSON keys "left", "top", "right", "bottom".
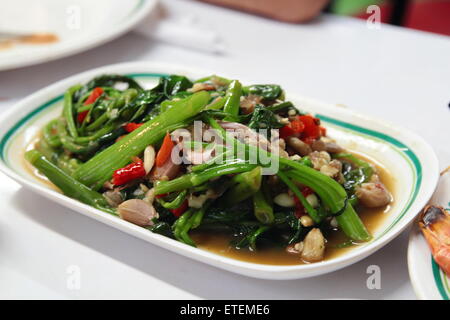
{"left": 419, "top": 205, "right": 450, "bottom": 276}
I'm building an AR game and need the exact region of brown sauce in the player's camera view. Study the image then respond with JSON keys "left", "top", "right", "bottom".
{"left": 191, "top": 152, "right": 395, "bottom": 265}
{"left": 0, "top": 33, "right": 58, "bottom": 50}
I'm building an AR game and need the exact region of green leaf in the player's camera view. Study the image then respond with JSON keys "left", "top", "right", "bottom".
{"left": 245, "top": 84, "right": 282, "bottom": 100}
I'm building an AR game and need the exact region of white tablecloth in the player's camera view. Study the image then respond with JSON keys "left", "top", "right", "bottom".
{"left": 0, "top": 0, "right": 449, "bottom": 299}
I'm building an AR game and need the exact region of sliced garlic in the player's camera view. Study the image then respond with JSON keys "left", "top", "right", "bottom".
{"left": 274, "top": 193, "right": 295, "bottom": 207}
{"left": 306, "top": 194, "right": 319, "bottom": 208}
{"left": 144, "top": 145, "right": 155, "bottom": 174}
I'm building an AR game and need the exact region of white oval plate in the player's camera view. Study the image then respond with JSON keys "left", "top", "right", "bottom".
{"left": 408, "top": 171, "right": 450, "bottom": 300}
{"left": 0, "top": 0, "right": 157, "bottom": 71}
{"left": 0, "top": 62, "right": 440, "bottom": 279}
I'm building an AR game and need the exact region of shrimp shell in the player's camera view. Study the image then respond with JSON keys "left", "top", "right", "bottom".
{"left": 419, "top": 205, "right": 450, "bottom": 276}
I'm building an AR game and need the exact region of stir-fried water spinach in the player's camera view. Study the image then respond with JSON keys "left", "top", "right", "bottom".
{"left": 26, "top": 73, "right": 392, "bottom": 263}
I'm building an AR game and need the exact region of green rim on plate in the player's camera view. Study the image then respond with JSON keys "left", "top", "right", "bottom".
{"left": 432, "top": 256, "right": 450, "bottom": 300}
{"left": 316, "top": 115, "right": 421, "bottom": 238}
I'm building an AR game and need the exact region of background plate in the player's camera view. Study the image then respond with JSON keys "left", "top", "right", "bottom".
{"left": 408, "top": 225, "right": 450, "bottom": 300}
{"left": 408, "top": 169, "right": 450, "bottom": 300}
{"left": 0, "top": 0, "right": 157, "bottom": 71}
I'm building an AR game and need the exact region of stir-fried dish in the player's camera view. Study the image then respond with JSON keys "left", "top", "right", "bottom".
{"left": 25, "top": 74, "right": 393, "bottom": 263}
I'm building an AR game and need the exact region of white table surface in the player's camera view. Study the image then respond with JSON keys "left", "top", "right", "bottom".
{"left": 0, "top": 0, "right": 449, "bottom": 300}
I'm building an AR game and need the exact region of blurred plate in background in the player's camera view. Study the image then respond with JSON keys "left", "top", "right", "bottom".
{"left": 0, "top": 0, "right": 157, "bottom": 71}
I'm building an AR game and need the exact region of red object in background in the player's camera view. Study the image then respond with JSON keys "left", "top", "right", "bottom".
{"left": 405, "top": 1, "right": 450, "bottom": 36}
{"left": 355, "top": 1, "right": 450, "bottom": 36}
{"left": 355, "top": 3, "right": 393, "bottom": 23}
{"left": 112, "top": 160, "right": 146, "bottom": 186}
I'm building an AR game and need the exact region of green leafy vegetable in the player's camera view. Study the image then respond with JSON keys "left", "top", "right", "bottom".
{"left": 244, "top": 84, "right": 282, "bottom": 100}
{"left": 26, "top": 73, "right": 383, "bottom": 256}
{"left": 73, "top": 74, "right": 142, "bottom": 102}
{"left": 25, "top": 150, "right": 115, "bottom": 215}
{"left": 248, "top": 104, "right": 284, "bottom": 132}
{"left": 153, "top": 75, "right": 193, "bottom": 98}
{"left": 73, "top": 91, "right": 211, "bottom": 189}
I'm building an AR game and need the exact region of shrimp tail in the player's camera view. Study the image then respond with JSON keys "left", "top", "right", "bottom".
{"left": 419, "top": 205, "right": 450, "bottom": 275}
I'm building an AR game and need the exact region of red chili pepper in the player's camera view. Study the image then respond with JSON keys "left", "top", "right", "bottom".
{"left": 293, "top": 187, "right": 314, "bottom": 218}
{"left": 299, "top": 115, "right": 321, "bottom": 140}
{"left": 290, "top": 117, "right": 305, "bottom": 133}
{"left": 294, "top": 208, "right": 304, "bottom": 219}
{"left": 124, "top": 122, "right": 144, "bottom": 133}
{"left": 77, "top": 111, "right": 89, "bottom": 124}
{"left": 279, "top": 125, "right": 296, "bottom": 139}
{"left": 292, "top": 194, "right": 304, "bottom": 218}
{"left": 170, "top": 199, "right": 189, "bottom": 217}
{"left": 156, "top": 193, "right": 188, "bottom": 217}
{"left": 156, "top": 133, "right": 175, "bottom": 167}
{"left": 279, "top": 116, "right": 305, "bottom": 139}
{"left": 77, "top": 87, "right": 104, "bottom": 124}
{"left": 301, "top": 187, "right": 313, "bottom": 197}
{"left": 293, "top": 195, "right": 301, "bottom": 207}
{"left": 112, "top": 160, "right": 146, "bottom": 186}
{"left": 84, "top": 87, "right": 104, "bottom": 105}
